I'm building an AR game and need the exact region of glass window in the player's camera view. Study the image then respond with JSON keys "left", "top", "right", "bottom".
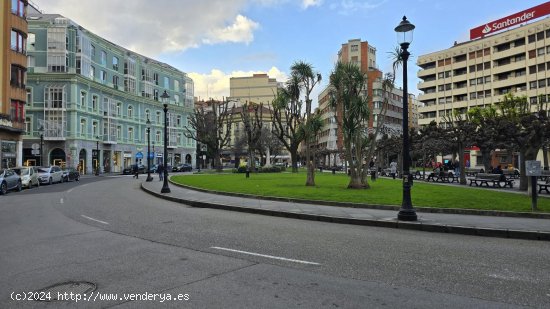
{"left": 90, "top": 66, "right": 95, "bottom": 79}
{"left": 127, "top": 106, "right": 133, "bottom": 118}
{"left": 100, "top": 51, "right": 107, "bottom": 66}
{"left": 128, "top": 128, "right": 134, "bottom": 142}
{"left": 156, "top": 111, "right": 161, "bottom": 124}
{"left": 100, "top": 70, "right": 106, "bottom": 83}
{"left": 112, "top": 57, "right": 119, "bottom": 71}
{"left": 164, "top": 77, "right": 169, "bottom": 89}
{"left": 80, "top": 119, "right": 87, "bottom": 137}
{"left": 92, "top": 95, "right": 98, "bottom": 110}
{"left": 174, "top": 80, "right": 180, "bottom": 92}
{"left": 80, "top": 91, "right": 86, "bottom": 107}
{"left": 92, "top": 121, "right": 98, "bottom": 136}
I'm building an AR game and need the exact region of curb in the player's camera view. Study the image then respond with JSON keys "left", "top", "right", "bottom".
{"left": 141, "top": 183, "right": 550, "bottom": 241}
{"left": 169, "top": 182, "right": 550, "bottom": 220}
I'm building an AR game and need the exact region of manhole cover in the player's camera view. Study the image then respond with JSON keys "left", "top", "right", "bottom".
{"left": 36, "top": 281, "right": 96, "bottom": 301}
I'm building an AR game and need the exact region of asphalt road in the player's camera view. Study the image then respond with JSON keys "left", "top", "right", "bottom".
{"left": 1, "top": 175, "right": 549, "bottom": 308}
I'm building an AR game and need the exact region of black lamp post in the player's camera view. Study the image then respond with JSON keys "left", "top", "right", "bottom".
{"left": 152, "top": 141, "right": 155, "bottom": 164}
{"left": 38, "top": 126, "right": 44, "bottom": 166}
{"left": 395, "top": 16, "right": 417, "bottom": 221}
{"left": 95, "top": 136, "right": 100, "bottom": 176}
{"left": 160, "top": 90, "right": 171, "bottom": 193}
{"left": 146, "top": 118, "right": 153, "bottom": 182}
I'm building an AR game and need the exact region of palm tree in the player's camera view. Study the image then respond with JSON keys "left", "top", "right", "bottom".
{"left": 329, "top": 61, "right": 371, "bottom": 189}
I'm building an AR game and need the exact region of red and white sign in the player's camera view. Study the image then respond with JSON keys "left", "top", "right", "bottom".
{"left": 470, "top": 2, "right": 550, "bottom": 40}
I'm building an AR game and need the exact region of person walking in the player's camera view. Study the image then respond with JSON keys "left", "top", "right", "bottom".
{"left": 390, "top": 160, "right": 398, "bottom": 179}
{"left": 158, "top": 163, "right": 164, "bottom": 181}
{"left": 133, "top": 163, "right": 139, "bottom": 179}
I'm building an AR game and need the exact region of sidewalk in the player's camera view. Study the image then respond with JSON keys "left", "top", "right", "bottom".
{"left": 141, "top": 179, "right": 550, "bottom": 241}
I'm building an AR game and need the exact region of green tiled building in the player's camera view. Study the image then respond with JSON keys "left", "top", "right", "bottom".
{"left": 24, "top": 11, "right": 195, "bottom": 174}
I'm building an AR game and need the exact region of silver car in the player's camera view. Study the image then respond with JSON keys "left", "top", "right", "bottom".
{"left": 37, "top": 166, "right": 64, "bottom": 185}
{"left": 12, "top": 166, "right": 39, "bottom": 189}
{"left": 0, "top": 169, "right": 22, "bottom": 195}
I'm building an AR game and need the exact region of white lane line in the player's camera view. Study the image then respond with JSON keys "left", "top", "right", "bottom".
{"left": 67, "top": 188, "right": 73, "bottom": 193}
{"left": 211, "top": 247, "right": 320, "bottom": 265}
{"left": 81, "top": 215, "right": 109, "bottom": 225}
{"left": 60, "top": 198, "right": 64, "bottom": 204}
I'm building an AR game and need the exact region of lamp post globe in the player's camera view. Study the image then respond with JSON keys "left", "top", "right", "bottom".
{"left": 160, "top": 90, "right": 171, "bottom": 193}
{"left": 146, "top": 118, "right": 153, "bottom": 182}
{"left": 395, "top": 16, "right": 417, "bottom": 221}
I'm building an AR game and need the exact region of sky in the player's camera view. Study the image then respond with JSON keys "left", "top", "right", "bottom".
{"left": 32, "top": 0, "right": 547, "bottom": 107}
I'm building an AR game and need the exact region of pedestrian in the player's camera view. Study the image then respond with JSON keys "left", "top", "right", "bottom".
{"left": 158, "top": 163, "right": 164, "bottom": 181}
{"left": 390, "top": 160, "right": 397, "bottom": 179}
{"left": 454, "top": 159, "right": 460, "bottom": 177}
{"left": 133, "top": 163, "right": 139, "bottom": 179}
{"left": 369, "top": 159, "right": 376, "bottom": 181}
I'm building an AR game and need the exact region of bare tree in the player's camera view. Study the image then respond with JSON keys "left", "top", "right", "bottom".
{"left": 184, "top": 100, "right": 233, "bottom": 171}
{"left": 240, "top": 103, "right": 264, "bottom": 175}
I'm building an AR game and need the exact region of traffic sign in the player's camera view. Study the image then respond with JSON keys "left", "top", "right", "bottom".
{"left": 32, "top": 143, "right": 40, "bottom": 150}
{"left": 31, "top": 150, "right": 39, "bottom": 155}
{"left": 135, "top": 152, "right": 144, "bottom": 159}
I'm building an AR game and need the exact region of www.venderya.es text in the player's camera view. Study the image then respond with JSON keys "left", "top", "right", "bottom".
{"left": 11, "top": 291, "right": 190, "bottom": 303}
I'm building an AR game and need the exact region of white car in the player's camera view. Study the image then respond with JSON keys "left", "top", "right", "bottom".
{"left": 11, "top": 166, "right": 39, "bottom": 188}
{"left": 37, "top": 166, "right": 64, "bottom": 185}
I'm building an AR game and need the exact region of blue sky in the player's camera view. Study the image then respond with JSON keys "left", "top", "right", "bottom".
{"left": 33, "top": 0, "right": 546, "bottom": 106}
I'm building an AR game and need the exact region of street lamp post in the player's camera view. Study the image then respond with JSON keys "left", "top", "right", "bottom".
{"left": 95, "top": 136, "right": 100, "bottom": 176}
{"left": 160, "top": 90, "right": 171, "bottom": 193}
{"left": 146, "top": 118, "right": 153, "bottom": 182}
{"left": 395, "top": 16, "right": 417, "bottom": 221}
{"left": 38, "top": 126, "right": 44, "bottom": 166}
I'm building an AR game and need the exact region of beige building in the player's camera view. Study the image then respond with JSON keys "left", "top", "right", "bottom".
{"left": 417, "top": 17, "right": 550, "bottom": 126}
{"left": 417, "top": 15, "right": 550, "bottom": 167}
{"left": 229, "top": 73, "right": 282, "bottom": 106}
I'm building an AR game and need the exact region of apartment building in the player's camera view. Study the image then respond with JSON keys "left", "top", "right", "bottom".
{"left": 417, "top": 15, "right": 550, "bottom": 126}
{"left": 417, "top": 4, "right": 550, "bottom": 166}
{"left": 229, "top": 73, "right": 282, "bottom": 106}
{"left": 1, "top": 0, "right": 28, "bottom": 168}
{"left": 317, "top": 39, "right": 408, "bottom": 167}
{"left": 24, "top": 11, "right": 195, "bottom": 174}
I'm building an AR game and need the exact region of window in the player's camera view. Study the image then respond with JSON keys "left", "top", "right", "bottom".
{"left": 92, "top": 121, "right": 98, "bottom": 137}
{"left": 92, "top": 95, "right": 98, "bottom": 110}
{"left": 100, "top": 51, "right": 107, "bottom": 66}
{"left": 154, "top": 89, "right": 159, "bottom": 101}
{"left": 117, "top": 126, "right": 122, "bottom": 140}
{"left": 530, "top": 65, "right": 537, "bottom": 74}
{"left": 530, "top": 81, "right": 537, "bottom": 89}
{"left": 174, "top": 80, "right": 180, "bottom": 92}
{"left": 80, "top": 119, "right": 87, "bottom": 137}
{"left": 91, "top": 45, "right": 95, "bottom": 58}
{"left": 538, "top": 47, "right": 545, "bottom": 56}
{"left": 113, "top": 75, "right": 119, "bottom": 88}
{"left": 174, "top": 94, "right": 179, "bottom": 104}
{"left": 112, "top": 57, "right": 119, "bottom": 71}
{"left": 529, "top": 50, "right": 536, "bottom": 59}
{"left": 10, "top": 64, "right": 26, "bottom": 89}
{"left": 145, "top": 109, "right": 151, "bottom": 121}
{"left": 27, "top": 33, "right": 35, "bottom": 51}
{"left": 528, "top": 34, "right": 536, "bottom": 43}
{"left": 127, "top": 106, "right": 133, "bottom": 119}
{"left": 116, "top": 103, "right": 122, "bottom": 116}
{"left": 156, "top": 111, "right": 161, "bottom": 124}
{"left": 100, "top": 70, "right": 106, "bottom": 83}
{"left": 537, "top": 31, "right": 544, "bottom": 41}
{"left": 25, "top": 117, "right": 31, "bottom": 134}
{"left": 155, "top": 131, "right": 161, "bottom": 143}
{"left": 128, "top": 127, "right": 134, "bottom": 142}
{"left": 80, "top": 91, "right": 87, "bottom": 107}
{"left": 539, "top": 79, "right": 546, "bottom": 88}
{"left": 11, "top": 0, "right": 26, "bottom": 17}
{"left": 154, "top": 73, "right": 159, "bottom": 85}
{"left": 90, "top": 66, "right": 95, "bottom": 79}
{"left": 164, "top": 76, "right": 169, "bottom": 89}
{"left": 10, "top": 29, "right": 26, "bottom": 53}
{"left": 350, "top": 44, "right": 358, "bottom": 52}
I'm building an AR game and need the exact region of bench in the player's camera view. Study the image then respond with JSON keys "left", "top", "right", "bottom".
{"left": 427, "top": 171, "right": 459, "bottom": 183}
{"left": 469, "top": 173, "right": 514, "bottom": 188}
{"left": 503, "top": 169, "right": 520, "bottom": 179}
{"left": 538, "top": 178, "right": 550, "bottom": 194}
{"left": 465, "top": 168, "right": 482, "bottom": 177}
{"left": 412, "top": 170, "right": 425, "bottom": 180}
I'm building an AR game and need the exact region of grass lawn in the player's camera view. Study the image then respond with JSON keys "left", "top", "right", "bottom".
{"left": 171, "top": 172, "right": 550, "bottom": 213}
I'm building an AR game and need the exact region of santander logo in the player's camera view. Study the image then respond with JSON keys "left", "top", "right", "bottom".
{"left": 482, "top": 24, "right": 492, "bottom": 34}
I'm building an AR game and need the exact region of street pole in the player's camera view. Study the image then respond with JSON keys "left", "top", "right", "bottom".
{"left": 146, "top": 118, "right": 153, "bottom": 182}
{"left": 40, "top": 133, "right": 44, "bottom": 166}
{"left": 161, "top": 91, "right": 171, "bottom": 193}
{"left": 395, "top": 16, "right": 417, "bottom": 221}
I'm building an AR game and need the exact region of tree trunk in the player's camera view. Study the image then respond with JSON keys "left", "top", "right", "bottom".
{"left": 290, "top": 149, "right": 298, "bottom": 173}
{"left": 481, "top": 149, "right": 491, "bottom": 172}
{"left": 543, "top": 145, "right": 549, "bottom": 170}
{"left": 306, "top": 160, "right": 315, "bottom": 186}
{"left": 458, "top": 142, "right": 466, "bottom": 185}
{"left": 213, "top": 149, "right": 222, "bottom": 172}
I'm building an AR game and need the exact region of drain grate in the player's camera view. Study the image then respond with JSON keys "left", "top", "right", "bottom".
{"left": 36, "top": 281, "right": 96, "bottom": 301}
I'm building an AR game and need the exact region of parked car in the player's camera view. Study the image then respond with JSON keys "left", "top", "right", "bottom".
{"left": 123, "top": 164, "right": 146, "bottom": 175}
{"left": 11, "top": 166, "right": 39, "bottom": 188}
{"left": 0, "top": 169, "right": 22, "bottom": 194}
{"left": 148, "top": 164, "right": 158, "bottom": 173}
{"left": 174, "top": 163, "right": 193, "bottom": 172}
{"left": 62, "top": 167, "right": 80, "bottom": 182}
{"left": 37, "top": 166, "right": 64, "bottom": 185}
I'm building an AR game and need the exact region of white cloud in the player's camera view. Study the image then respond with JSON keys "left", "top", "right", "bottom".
{"left": 32, "top": 0, "right": 256, "bottom": 57}
{"left": 189, "top": 67, "right": 288, "bottom": 101}
{"left": 329, "top": 0, "right": 385, "bottom": 15}
{"left": 302, "top": 0, "right": 323, "bottom": 9}
{"left": 203, "top": 15, "right": 259, "bottom": 45}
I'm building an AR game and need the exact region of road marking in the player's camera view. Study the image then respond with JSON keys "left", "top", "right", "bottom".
{"left": 211, "top": 247, "right": 320, "bottom": 265}
{"left": 60, "top": 198, "right": 64, "bottom": 204}
{"left": 81, "top": 215, "right": 109, "bottom": 225}
{"left": 67, "top": 188, "right": 73, "bottom": 193}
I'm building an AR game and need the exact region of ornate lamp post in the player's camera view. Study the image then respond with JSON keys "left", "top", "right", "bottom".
{"left": 160, "top": 90, "right": 171, "bottom": 193}
{"left": 38, "top": 126, "right": 44, "bottom": 166}
{"left": 395, "top": 16, "right": 417, "bottom": 221}
{"left": 146, "top": 118, "right": 153, "bottom": 182}
{"left": 95, "top": 136, "right": 100, "bottom": 176}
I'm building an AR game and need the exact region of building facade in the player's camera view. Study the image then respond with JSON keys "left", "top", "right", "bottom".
{"left": 416, "top": 13, "right": 550, "bottom": 167}
{"left": 317, "top": 39, "right": 408, "bottom": 167}
{"left": 229, "top": 73, "right": 282, "bottom": 106}
{"left": 1, "top": 0, "right": 28, "bottom": 168}
{"left": 24, "top": 12, "right": 195, "bottom": 174}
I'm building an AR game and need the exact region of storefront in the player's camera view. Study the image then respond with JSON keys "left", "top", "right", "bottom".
{"left": 113, "top": 151, "right": 122, "bottom": 173}
{"left": 1, "top": 141, "right": 17, "bottom": 168}
{"left": 123, "top": 152, "right": 132, "bottom": 168}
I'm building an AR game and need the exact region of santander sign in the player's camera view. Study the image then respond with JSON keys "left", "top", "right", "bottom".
{"left": 470, "top": 2, "right": 550, "bottom": 40}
